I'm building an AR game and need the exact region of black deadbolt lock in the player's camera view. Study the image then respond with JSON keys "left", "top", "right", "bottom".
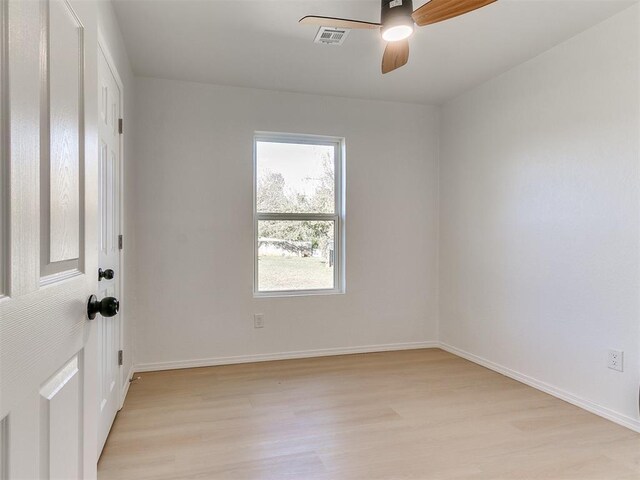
{"left": 98, "top": 268, "right": 115, "bottom": 281}
{"left": 87, "top": 295, "right": 119, "bottom": 320}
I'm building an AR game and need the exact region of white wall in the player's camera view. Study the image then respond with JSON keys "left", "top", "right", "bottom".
{"left": 440, "top": 5, "right": 640, "bottom": 429}
{"left": 97, "top": 0, "right": 136, "bottom": 390}
{"left": 131, "top": 78, "right": 440, "bottom": 368}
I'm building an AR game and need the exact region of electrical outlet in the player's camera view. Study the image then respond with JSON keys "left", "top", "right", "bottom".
{"left": 608, "top": 349, "right": 623, "bottom": 372}
{"left": 254, "top": 313, "right": 264, "bottom": 329}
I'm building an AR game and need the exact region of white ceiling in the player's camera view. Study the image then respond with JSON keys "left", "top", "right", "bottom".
{"left": 112, "top": 0, "right": 636, "bottom": 104}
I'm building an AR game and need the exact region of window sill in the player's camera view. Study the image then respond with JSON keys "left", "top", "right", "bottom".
{"left": 254, "top": 288, "right": 345, "bottom": 299}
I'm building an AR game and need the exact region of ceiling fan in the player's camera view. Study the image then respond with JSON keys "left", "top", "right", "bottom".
{"left": 300, "top": 0, "right": 497, "bottom": 74}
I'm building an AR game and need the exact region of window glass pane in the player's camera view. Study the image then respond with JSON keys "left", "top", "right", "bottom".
{"left": 258, "top": 220, "right": 335, "bottom": 291}
{"left": 256, "top": 142, "right": 335, "bottom": 214}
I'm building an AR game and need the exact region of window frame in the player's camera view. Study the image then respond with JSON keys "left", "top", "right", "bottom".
{"left": 253, "top": 132, "right": 345, "bottom": 297}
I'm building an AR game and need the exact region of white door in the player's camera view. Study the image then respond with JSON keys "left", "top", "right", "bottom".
{"left": 0, "top": 0, "right": 101, "bottom": 478}
{"left": 97, "top": 45, "right": 122, "bottom": 455}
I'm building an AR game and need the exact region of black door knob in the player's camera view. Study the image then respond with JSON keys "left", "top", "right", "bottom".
{"left": 98, "top": 268, "right": 115, "bottom": 281}
{"left": 87, "top": 295, "right": 119, "bottom": 320}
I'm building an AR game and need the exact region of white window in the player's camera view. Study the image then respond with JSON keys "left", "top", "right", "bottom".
{"left": 254, "top": 132, "right": 345, "bottom": 296}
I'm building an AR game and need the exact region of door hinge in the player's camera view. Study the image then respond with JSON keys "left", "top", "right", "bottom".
{"left": 118, "top": 118, "right": 123, "bottom": 134}
{"left": 118, "top": 234, "right": 123, "bottom": 250}
{"left": 118, "top": 350, "right": 123, "bottom": 366}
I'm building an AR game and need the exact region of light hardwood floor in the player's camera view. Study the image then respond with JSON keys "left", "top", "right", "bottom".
{"left": 98, "top": 349, "right": 640, "bottom": 479}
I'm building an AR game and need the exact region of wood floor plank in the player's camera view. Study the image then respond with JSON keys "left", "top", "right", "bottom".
{"left": 98, "top": 349, "right": 640, "bottom": 479}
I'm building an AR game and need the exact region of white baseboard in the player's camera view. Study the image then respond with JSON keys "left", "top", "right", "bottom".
{"left": 119, "top": 364, "right": 135, "bottom": 409}
{"left": 132, "top": 340, "right": 639, "bottom": 434}
{"left": 134, "top": 341, "right": 439, "bottom": 373}
{"left": 439, "top": 342, "right": 640, "bottom": 433}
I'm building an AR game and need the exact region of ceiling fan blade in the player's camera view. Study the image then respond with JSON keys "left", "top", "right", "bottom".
{"left": 299, "top": 15, "right": 381, "bottom": 30}
{"left": 382, "top": 40, "right": 409, "bottom": 74}
{"left": 412, "top": 0, "right": 497, "bottom": 26}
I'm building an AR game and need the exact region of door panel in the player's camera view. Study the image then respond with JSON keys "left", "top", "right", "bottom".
{"left": 97, "top": 46, "right": 121, "bottom": 455}
{"left": 0, "top": 0, "right": 99, "bottom": 478}
{"left": 41, "top": 0, "right": 85, "bottom": 280}
{"left": 40, "top": 356, "right": 81, "bottom": 479}
{"left": 48, "top": 0, "right": 82, "bottom": 263}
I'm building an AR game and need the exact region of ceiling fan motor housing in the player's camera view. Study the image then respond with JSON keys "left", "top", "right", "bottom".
{"left": 381, "top": 0, "right": 414, "bottom": 28}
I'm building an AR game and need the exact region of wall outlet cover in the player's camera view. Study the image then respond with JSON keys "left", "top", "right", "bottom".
{"left": 607, "top": 349, "right": 623, "bottom": 372}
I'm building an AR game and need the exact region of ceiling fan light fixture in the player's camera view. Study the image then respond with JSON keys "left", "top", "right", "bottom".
{"left": 381, "top": 23, "right": 413, "bottom": 42}
{"left": 380, "top": 0, "right": 414, "bottom": 42}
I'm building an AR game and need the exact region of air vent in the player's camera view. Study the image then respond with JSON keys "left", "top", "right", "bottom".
{"left": 314, "top": 26, "right": 350, "bottom": 45}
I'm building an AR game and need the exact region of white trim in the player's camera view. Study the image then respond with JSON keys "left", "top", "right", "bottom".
{"left": 0, "top": 415, "right": 7, "bottom": 480}
{"left": 119, "top": 364, "right": 134, "bottom": 410}
{"left": 131, "top": 341, "right": 640, "bottom": 434}
{"left": 97, "top": 30, "right": 124, "bottom": 90}
{"left": 134, "top": 341, "right": 439, "bottom": 373}
{"left": 0, "top": 0, "right": 8, "bottom": 300}
{"left": 254, "top": 288, "right": 346, "bottom": 299}
{"left": 257, "top": 213, "right": 337, "bottom": 221}
{"left": 253, "top": 131, "right": 345, "bottom": 297}
{"left": 439, "top": 343, "right": 640, "bottom": 433}
{"left": 96, "top": 34, "right": 127, "bottom": 417}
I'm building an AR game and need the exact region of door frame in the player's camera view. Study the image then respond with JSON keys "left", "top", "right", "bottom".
{"left": 97, "top": 31, "right": 128, "bottom": 409}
